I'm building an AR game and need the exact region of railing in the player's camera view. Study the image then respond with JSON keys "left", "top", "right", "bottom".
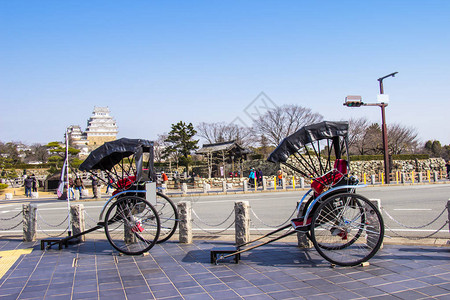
{"left": 1, "top": 199, "right": 449, "bottom": 246}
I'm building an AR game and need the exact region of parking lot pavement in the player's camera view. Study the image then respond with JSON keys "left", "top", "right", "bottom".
{"left": 1, "top": 238, "right": 450, "bottom": 299}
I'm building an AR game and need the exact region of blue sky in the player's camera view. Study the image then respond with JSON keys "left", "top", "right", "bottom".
{"left": 1, "top": 1, "right": 449, "bottom": 145}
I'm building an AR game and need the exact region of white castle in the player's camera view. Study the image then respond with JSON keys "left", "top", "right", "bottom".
{"left": 68, "top": 107, "right": 118, "bottom": 154}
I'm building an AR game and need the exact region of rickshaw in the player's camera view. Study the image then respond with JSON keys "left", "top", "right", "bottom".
{"left": 213, "top": 121, "right": 384, "bottom": 267}
{"left": 73, "top": 138, "right": 179, "bottom": 255}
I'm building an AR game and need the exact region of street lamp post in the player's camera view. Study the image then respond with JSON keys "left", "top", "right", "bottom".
{"left": 379, "top": 103, "right": 389, "bottom": 184}
{"left": 344, "top": 72, "right": 398, "bottom": 185}
{"left": 377, "top": 72, "right": 397, "bottom": 184}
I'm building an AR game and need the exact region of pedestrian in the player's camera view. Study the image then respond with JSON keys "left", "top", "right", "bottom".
{"left": 23, "top": 176, "right": 33, "bottom": 197}
{"left": 68, "top": 176, "right": 75, "bottom": 199}
{"left": 90, "top": 175, "right": 98, "bottom": 198}
{"left": 248, "top": 168, "right": 255, "bottom": 187}
{"left": 106, "top": 176, "right": 114, "bottom": 194}
{"left": 31, "top": 174, "right": 38, "bottom": 192}
{"left": 277, "top": 169, "right": 283, "bottom": 186}
{"left": 446, "top": 161, "right": 450, "bottom": 179}
{"left": 74, "top": 176, "right": 84, "bottom": 199}
{"left": 258, "top": 169, "right": 263, "bottom": 186}
{"left": 161, "top": 171, "right": 169, "bottom": 185}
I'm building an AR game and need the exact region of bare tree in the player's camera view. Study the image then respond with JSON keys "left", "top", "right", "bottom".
{"left": 253, "top": 105, "right": 323, "bottom": 146}
{"left": 196, "top": 122, "right": 253, "bottom": 147}
{"left": 154, "top": 134, "right": 168, "bottom": 163}
{"left": 348, "top": 119, "right": 419, "bottom": 155}
{"left": 362, "top": 123, "right": 383, "bottom": 155}
{"left": 28, "top": 143, "right": 50, "bottom": 163}
{"left": 388, "top": 123, "right": 419, "bottom": 154}
{"left": 154, "top": 133, "right": 181, "bottom": 171}
{"left": 347, "top": 117, "right": 371, "bottom": 155}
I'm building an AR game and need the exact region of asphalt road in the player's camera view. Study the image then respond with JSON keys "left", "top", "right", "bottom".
{"left": 1, "top": 184, "right": 449, "bottom": 239}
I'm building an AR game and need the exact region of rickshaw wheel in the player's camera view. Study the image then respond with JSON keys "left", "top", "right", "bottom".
{"left": 104, "top": 196, "right": 160, "bottom": 255}
{"left": 155, "top": 192, "right": 179, "bottom": 244}
{"left": 310, "top": 193, "right": 384, "bottom": 267}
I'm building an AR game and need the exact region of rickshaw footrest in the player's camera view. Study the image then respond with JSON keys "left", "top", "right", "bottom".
{"left": 291, "top": 218, "right": 311, "bottom": 231}
{"left": 210, "top": 247, "right": 240, "bottom": 264}
{"left": 40, "top": 237, "right": 69, "bottom": 250}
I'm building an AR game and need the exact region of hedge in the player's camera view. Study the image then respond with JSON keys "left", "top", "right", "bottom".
{"left": 10, "top": 163, "right": 52, "bottom": 169}
{"left": 350, "top": 154, "right": 430, "bottom": 161}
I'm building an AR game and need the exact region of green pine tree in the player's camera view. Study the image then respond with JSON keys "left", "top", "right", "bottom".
{"left": 164, "top": 121, "right": 199, "bottom": 173}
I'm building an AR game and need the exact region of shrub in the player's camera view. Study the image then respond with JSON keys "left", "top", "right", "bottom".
{"left": 350, "top": 154, "right": 429, "bottom": 161}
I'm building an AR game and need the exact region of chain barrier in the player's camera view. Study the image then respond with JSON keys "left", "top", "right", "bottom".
{"left": 191, "top": 206, "right": 237, "bottom": 234}
{"left": 249, "top": 218, "right": 294, "bottom": 238}
{"left": 381, "top": 206, "right": 447, "bottom": 229}
{"left": 384, "top": 221, "right": 449, "bottom": 240}
{"left": 192, "top": 219, "right": 235, "bottom": 234}
{"left": 250, "top": 207, "right": 296, "bottom": 228}
{"left": 84, "top": 210, "right": 99, "bottom": 227}
{"left": 0, "top": 210, "right": 22, "bottom": 221}
{"left": 192, "top": 208, "right": 234, "bottom": 227}
{"left": 37, "top": 211, "right": 69, "bottom": 228}
{"left": 36, "top": 221, "right": 69, "bottom": 237}
{"left": 0, "top": 220, "right": 23, "bottom": 231}
{"left": 249, "top": 219, "right": 267, "bottom": 236}
{"left": 380, "top": 204, "right": 449, "bottom": 239}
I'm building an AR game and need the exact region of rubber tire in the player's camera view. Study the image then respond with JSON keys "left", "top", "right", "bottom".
{"left": 155, "top": 192, "right": 179, "bottom": 244}
{"left": 104, "top": 196, "right": 160, "bottom": 255}
{"left": 310, "top": 193, "right": 384, "bottom": 266}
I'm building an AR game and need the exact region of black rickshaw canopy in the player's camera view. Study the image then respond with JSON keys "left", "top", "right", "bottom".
{"left": 267, "top": 121, "right": 349, "bottom": 163}
{"left": 79, "top": 138, "right": 153, "bottom": 172}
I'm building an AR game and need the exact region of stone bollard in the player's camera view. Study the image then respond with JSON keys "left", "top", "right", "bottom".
{"left": 177, "top": 201, "right": 192, "bottom": 244}
{"left": 181, "top": 183, "right": 188, "bottom": 195}
{"left": 74, "top": 190, "right": 80, "bottom": 201}
{"left": 235, "top": 201, "right": 250, "bottom": 246}
{"left": 202, "top": 183, "right": 209, "bottom": 194}
{"left": 371, "top": 175, "right": 376, "bottom": 185}
{"left": 23, "top": 203, "right": 37, "bottom": 242}
{"left": 300, "top": 177, "right": 305, "bottom": 189}
{"left": 82, "top": 189, "right": 89, "bottom": 198}
{"left": 5, "top": 193, "right": 13, "bottom": 200}
{"left": 94, "top": 186, "right": 101, "bottom": 199}
{"left": 161, "top": 183, "right": 167, "bottom": 195}
{"left": 222, "top": 181, "right": 227, "bottom": 193}
{"left": 31, "top": 192, "right": 39, "bottom": 199}
{"left": 282, "top": 178, "right": 286, "bottom": 190}
{"left": 447, "top": 200, "right": 450, "bottom": 234}
{"left": 418, "top": 173, "right": 423, "bottom": 183}
{"left": 367, "top": 199, "right": 383, "bottom": 249}
{"left": 434, "top": 172, "right": 439, "bottom": 182}
{"left": 70, "top": 204, "right": 85, "bottom": 242}
{"left": 243, "top": 180, "right": 248, "bottom": 192}
{"left": 262, "top": 178, "right": 267, "bottom": 191}
{"left": 297, "top": 201, "right": 312, "bottom": 248}
{"left": 124, "top": 222, "right": 136, "bottom": 245}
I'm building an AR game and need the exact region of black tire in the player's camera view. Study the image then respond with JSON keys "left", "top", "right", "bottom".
{"left": 310, "top": 193, "right": 384, "bottom": 266}
{"left": 155, "top": 192, "right": 178, "bottom": 243}
{"left": 104, "top": 196, "right": 160, "bottom": 255}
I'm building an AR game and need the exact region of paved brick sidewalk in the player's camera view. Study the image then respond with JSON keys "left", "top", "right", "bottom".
{"left": 1, "top": 238, "right": 450, "bottom": 299}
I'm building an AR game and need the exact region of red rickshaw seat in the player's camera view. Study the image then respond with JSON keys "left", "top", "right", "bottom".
{"left": 311, "top": 159, "right": 347, "bottom": 196}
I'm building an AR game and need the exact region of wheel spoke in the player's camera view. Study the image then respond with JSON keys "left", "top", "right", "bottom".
{"left": 104, "top": 196, "right": 160, "bottom": 255}
{"left": 311, "top": 193, "right": 384, "bottom": 266}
